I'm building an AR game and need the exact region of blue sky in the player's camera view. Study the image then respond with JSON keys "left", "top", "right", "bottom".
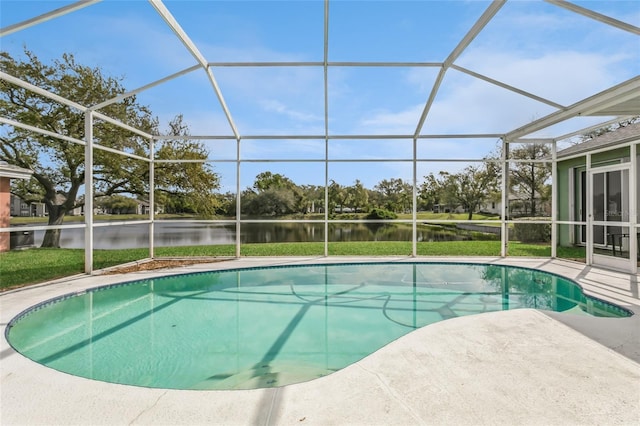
{"left": 1, "top": 0, "right": 639, "bottom": 192}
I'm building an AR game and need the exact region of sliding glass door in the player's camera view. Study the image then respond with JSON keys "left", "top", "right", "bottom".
{"left": 589, "top": 164, "right": 631, "bottom": 271}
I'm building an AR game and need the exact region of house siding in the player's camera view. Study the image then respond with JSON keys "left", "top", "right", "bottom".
{"left": 556, "top": 144, "right": 638, "bottom": 247}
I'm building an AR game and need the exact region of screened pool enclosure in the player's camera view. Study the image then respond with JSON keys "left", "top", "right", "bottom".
{"left": 1, "top": 0, "right": 639, "bottom": 274}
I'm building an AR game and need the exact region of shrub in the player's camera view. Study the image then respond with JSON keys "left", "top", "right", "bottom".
{"left": 366, "top": 208, "right": 397, "bottom": 220}
{"left": 513, "top": 220, "right": 550, "bottom": 243}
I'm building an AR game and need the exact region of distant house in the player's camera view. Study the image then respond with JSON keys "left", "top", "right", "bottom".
{"left": 556, "top": 122, "right": 639, "bottom": 272}
{"left": 137, "top": 200, "right": 163, "bottom": 215}
{"left": 58, "top": 194, "right": 84, "bottom": 216}
{"left": 432, "top": 203, "right": 464, "bottom": 214}
{"left": 480, "top": 191, "right": 550, "bottom": 217}
{"left": 8, "top": 193, "right": 165, "bottom": 218}
{"left": 1, "top": 162, "right": 34, "bottom": 251}
{"left": 9, "top": 195, "right": 47, "bottom": 217}
{"left": 97, "top": 198, "right": 163, "bottom": 215}
{"left": 436, "top": 192, "right": 549, "bottom": 218}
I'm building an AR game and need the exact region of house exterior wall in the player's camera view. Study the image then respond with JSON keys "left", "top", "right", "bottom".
{"left": 9, "top": 195, "right": 46, "bottom": 217}
{"left": 32, "top": 203, "right": 47, "bottom": 216}
{"left": 480, "top": 200, "right": 501, "bottom": 215}
{"left": 9, "top": 194, "right": 28, "bottom": 216}
{"left": 0, "top": 177, "right": 9, "bottom": 252}
{"left": 556, "top": 145, "right": 636, "bottom": 247}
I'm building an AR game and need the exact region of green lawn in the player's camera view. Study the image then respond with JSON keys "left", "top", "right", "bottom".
{"left": 0, "top": 241, "right": 586, "bottom": 291}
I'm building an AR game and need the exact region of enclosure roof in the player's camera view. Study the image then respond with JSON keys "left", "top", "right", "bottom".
{"left": 0, "top": 0, "right": 639, "bottom": 144}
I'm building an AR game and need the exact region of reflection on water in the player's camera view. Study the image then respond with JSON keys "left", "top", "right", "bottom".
{"left": 34, "top": 221, "right": 498, "bottom": 249}
{"left": 35, "top": 222, "right": 235, "bottom": 249}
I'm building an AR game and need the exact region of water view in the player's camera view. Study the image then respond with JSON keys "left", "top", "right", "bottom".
{"left": 33, "top": 222, "right": 499, "bottom": 250}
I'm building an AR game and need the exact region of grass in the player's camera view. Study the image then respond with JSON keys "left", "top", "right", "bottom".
{"left": 0, "top": 241, "right": 586, "bottom": 291}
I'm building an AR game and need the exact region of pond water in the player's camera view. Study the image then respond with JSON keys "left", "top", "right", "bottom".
{"left": 33, "top": 222, "right": 499, "bottom": 250}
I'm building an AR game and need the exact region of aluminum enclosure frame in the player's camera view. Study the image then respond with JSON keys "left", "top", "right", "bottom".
{"left": 1, "top": 0, "right": 639, "bottom": 274}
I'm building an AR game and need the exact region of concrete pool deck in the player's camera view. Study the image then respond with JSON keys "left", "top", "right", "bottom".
{"left": 1, "top": 257, "right": 639, "bottom": 425}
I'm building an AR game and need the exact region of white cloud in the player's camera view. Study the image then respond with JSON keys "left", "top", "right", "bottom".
{"left": 404, "top": 67, "right": 440, "bottom": 95}
{"left": 339, "top": 41, "right": 631, "bottom": 137}
{"left": 259, "top": 99, "right": 323, "bottom": 123}
{"left": 79, "top": 12, "right": 198, "bottom": 86}
{"left": 416, "top": 47, "right": 632, "bottom": 137}
{"left": 457, "top": 49, "right": 630, "bottom": 106}
{"left": 358, "top": 104, "right": 425, "bottom": 135}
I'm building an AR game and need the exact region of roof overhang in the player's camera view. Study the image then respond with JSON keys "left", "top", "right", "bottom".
{"left": 584, "top": 94, "right": 640, "bottom": 117}
{"left": 0, "top": 163, "right": 34, "bottom": 180}
{"left": 506, "top": 76, "right": 640, "bottom": 141}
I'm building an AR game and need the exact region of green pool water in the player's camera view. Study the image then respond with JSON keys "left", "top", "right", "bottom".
{"left": 6, "top": 262, "right": 631, "bottom": 390}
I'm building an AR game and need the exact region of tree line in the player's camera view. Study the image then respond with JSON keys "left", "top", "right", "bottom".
{"left": 158, "top": 149, "right": 551, "bottom": 220}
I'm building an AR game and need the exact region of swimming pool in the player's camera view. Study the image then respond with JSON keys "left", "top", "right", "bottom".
{"left": 6, "top": 262, "right": 631, "bottom": 390}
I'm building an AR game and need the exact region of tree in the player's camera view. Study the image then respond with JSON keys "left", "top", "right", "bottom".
{"left": 153, "top": 115, "right": 220, "bottom": 217}
{"left": 253, "top": 171, "right": 294, "bottom": 192}
{"left": 347, "top": 179, "right": 369, "bottom": 212}
{"left": 299, "top": 184, "right": 324, "bottom": 213}
{"left": 243, "top": 188, "right": 298, "bottom": 216}
{"left": 418, "top": 173, "right": 441, "bottom": 211}
{"left": 328, "top": 180, "right": 348, "bottom": 213}
{"left": 427, "top": 163, "right": 499, "bottom": 220}
{"left": 1, "top": 50, "right": 219, "bottom": 247}
{"left": 374, "top": 178, "right": 412, "bottom": 213}
{"left": 580, "top": 116, "right": 639, "bottom": 141}
{"left": 508, "top": 144, "right": 551, "bottom": 217}
{"left": 214, "top": 192, "right": 236, "bottom": 217}
{"left": 367, "top": 188, "right": 384, "bottom": 210}
{"left": 96, "top": 195, "right": 139, "bottom": 214}
{"left": 242, "top": 172, "right": 302, "bottom": 216}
